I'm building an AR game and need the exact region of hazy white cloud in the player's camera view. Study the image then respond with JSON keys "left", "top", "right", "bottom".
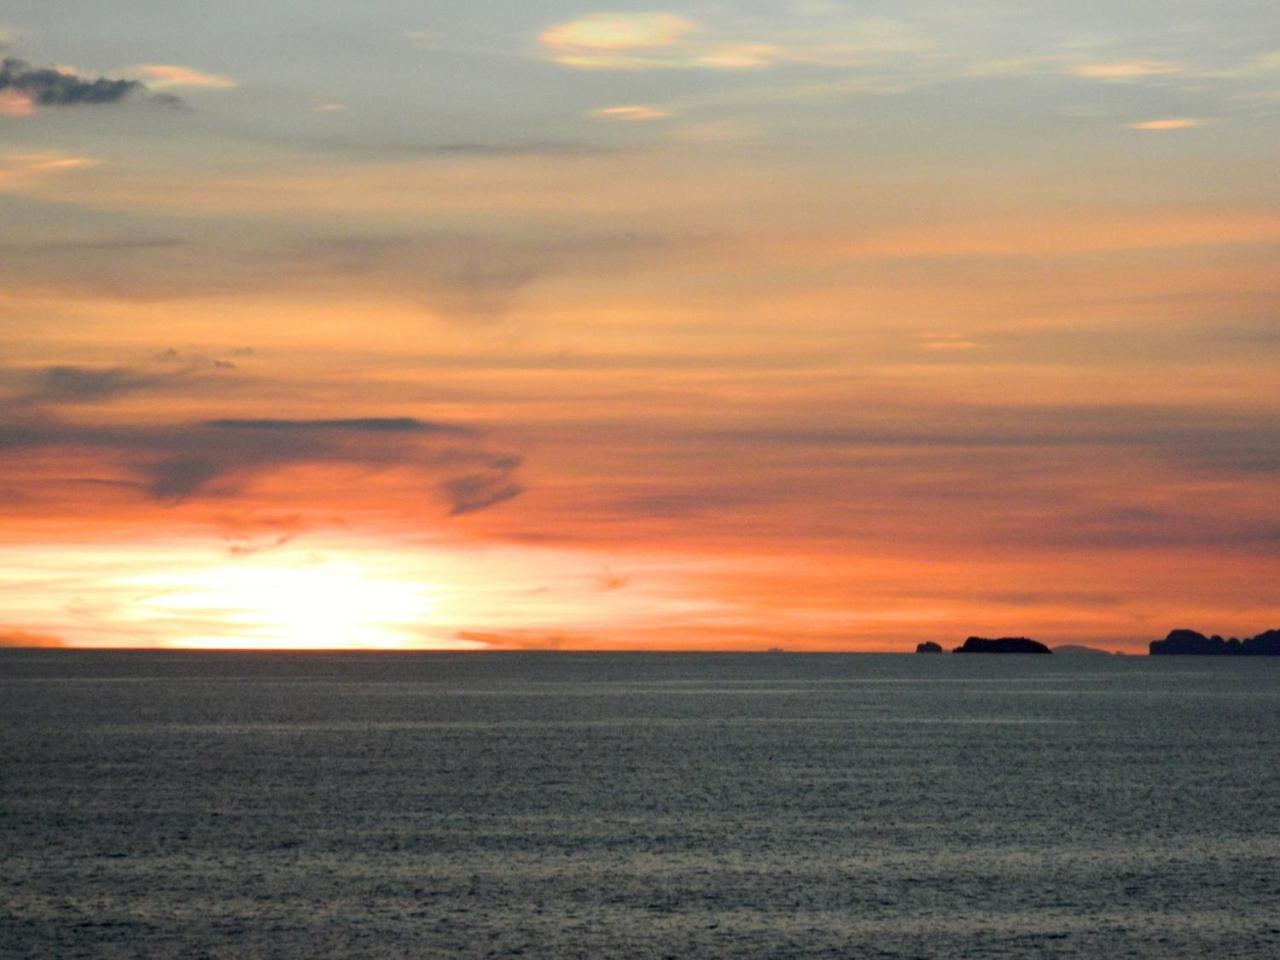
{"left": 965, "top": 54, "right": 1069, "bottom": 77}
{"left": 1072, "top": 61, "right": 1182, "bottom": 80}
{"left": 670, "top": 117, "right": 761, "bottom": 143}
{"left": 0, "top": 152, "right": 98, "bottom": 191}
{"left": 1245, "top": 50, "right": 1280, "bottom": 72}
{"left": 697, "top": 43, "right": 779, "bottom": 69}
{"left": 1213, "top": 49, "right": 1280, "bottom": 78}
{"left": 128, "top": 64, "right": 237, "bottom": 89}
{"left": 589, "top": 104, "right": 670, "bottom": 121}
{"left": 781, "top": 18, "right": 934, "bottom": 66}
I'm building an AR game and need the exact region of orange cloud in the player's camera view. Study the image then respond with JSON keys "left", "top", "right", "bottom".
{"left": 0, "top": 89, "right": 34, "bottom": 117}
{"left": 0, "top": 152, "right": 98, "bottom": 191}
{"left": 0, "top": 629, "right": 64, "bottom": 648}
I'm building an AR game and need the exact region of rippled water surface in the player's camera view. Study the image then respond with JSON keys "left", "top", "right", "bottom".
{"left": 3, "top": 651, "right": 1279, "bottom": 958}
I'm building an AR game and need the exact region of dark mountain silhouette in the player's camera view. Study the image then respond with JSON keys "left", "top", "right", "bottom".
{"left": 953, "top": 636, "right": 1051, "bottom": 654}
{"left": 916, "top": 641, "right": 943, "bottom": 653}
{"left": 1149, "top": 629, "right": 1280, "bottom": 656}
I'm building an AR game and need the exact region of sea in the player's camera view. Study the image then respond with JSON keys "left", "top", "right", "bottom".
{"left": 2, "top": 650, "right": 1278, "bottom": 959}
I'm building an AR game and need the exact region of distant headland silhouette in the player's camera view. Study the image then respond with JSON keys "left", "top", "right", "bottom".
{"left": 911, "top": 627, "right": 1280, "bottom": 660}
{"left": 912, "top": 629, "right": 1280, "bottom": 655}
{"left": 1150, "top": 629, "right": 1280, "bottom": 656}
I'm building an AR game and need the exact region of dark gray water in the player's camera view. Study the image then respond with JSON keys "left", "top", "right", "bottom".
{"left": 2, "top": 651, "right": 1279, "bottom": 958}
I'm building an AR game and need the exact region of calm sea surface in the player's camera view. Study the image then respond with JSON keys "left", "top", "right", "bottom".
{"left": 2, "top": 651, "right": 1278, "bottom": 958}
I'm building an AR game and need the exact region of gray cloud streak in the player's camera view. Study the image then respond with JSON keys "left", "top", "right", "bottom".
{"left": 0, "top": 363, "right": 525, "bottom": 517}
{"left": 206, "top": 417, "right": 473, "bottom": 436}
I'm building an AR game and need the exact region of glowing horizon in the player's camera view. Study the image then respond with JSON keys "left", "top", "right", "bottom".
{"left": 2, "top": 2, "right": 1278, "bottom": 653}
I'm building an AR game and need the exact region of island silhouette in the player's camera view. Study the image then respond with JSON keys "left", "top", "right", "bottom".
{"left": 1150, "top": 629, "right": 1280, "bottom": 656}
{"left": 912, "top": 629, "right": 1280, "bottom": 655}
{"left": 954, "top": 636, "right": 1052, "bottom": 654}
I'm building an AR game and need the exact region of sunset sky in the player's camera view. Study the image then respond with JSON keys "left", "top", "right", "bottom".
{"left": 2, "top": 1, "right": 1278, "bottom": 652}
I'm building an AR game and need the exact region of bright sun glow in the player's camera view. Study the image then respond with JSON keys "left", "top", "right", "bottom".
{"left": 129, "top": 562, "right": 439, "bottom": 649}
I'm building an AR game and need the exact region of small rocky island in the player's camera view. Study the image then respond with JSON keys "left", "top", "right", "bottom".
{"left": 953, "top": 636, "right": 1052, "bottom": 654}
{"left": 915, "top": 641, "right": 943, "bottom": 654}
{"left": 1150, "top": 629, "right": 1280, "bottom": 656}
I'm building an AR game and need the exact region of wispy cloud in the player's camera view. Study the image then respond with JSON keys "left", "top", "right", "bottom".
{"left": 1071, "top": 60, "right": 1183, "bottom": 80}
{"left": 1128, "top": 118, "right": 1204, "bottom": 131}
{"left": 0, "top": 358, "right": 526, "bottom": 519}
{"left": 540, "top": 12, "right": 777, "bottom": 70}
{"left": 443, "top": 457, "right": 524, "bottom": 515}
{"left": 127, "top": 64, "right": 236, "bottom": 90}
{"left": 205, "top": 417, "right": 471, "bottom": 436}
{"left": 0, "top": 152, "right": 98, "bottom": 191}
{"left": 589, "top": 104, "right": 670, "bottom": 121}
{"left": 2, "top": 352, "right": 237, "bottom": 408}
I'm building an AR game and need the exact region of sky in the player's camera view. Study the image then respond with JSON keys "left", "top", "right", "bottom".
{"left": 1, "top": 1, "right": 1278, "bottom": 652}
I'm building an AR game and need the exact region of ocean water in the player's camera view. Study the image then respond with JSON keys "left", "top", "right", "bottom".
{"left": 2, "top": 651, "right": 1278, "bottom": 959}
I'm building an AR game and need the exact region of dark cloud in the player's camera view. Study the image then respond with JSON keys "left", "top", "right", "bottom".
{"left": 206, "top": 417, "right": 471, "bottom": 436}
{"left": 704, "top": 402, "right": 1280, "bottom": 473}
{"left": 0, "top": 57, "right": 182, "bottom": 109}
{"left": 0, "top": 385, "right": 525, "bottom": 516}
{"left": 29, "top": 365, "right": 161, "bottom": 403}
{"left": 5, "top": 356, "right": 239, "bottom": 408}
{"left": 1, "top": 362, "right": 446, "bottom": 504}
{"left": 431, "top": 141, "right": 606, "bottom": 157}
{"left": 982, "top": 590, "right": 1123, "bottom": 608}
{"left": 1027, "top": 507, "right": 1280, "bottom": 550}
{"left": 298, "top": 234, "right": 546, "bottom": 321}
{"left": 0, "top": 227, "right": 675, "bottom": 321}
{"left": 148, "top": 455, "right": 223, "bottom": 501}
{"left": 254, "top": 134, "right": 612, "bottom": 160}
{"left": 0, "top": 238, "right": 182, "bottom": 255}
{"left": 1, "top": 57, "right": 140, "bottom": 105}
{"left": 443, "top": 457, "right": 524, "bottom": 515}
